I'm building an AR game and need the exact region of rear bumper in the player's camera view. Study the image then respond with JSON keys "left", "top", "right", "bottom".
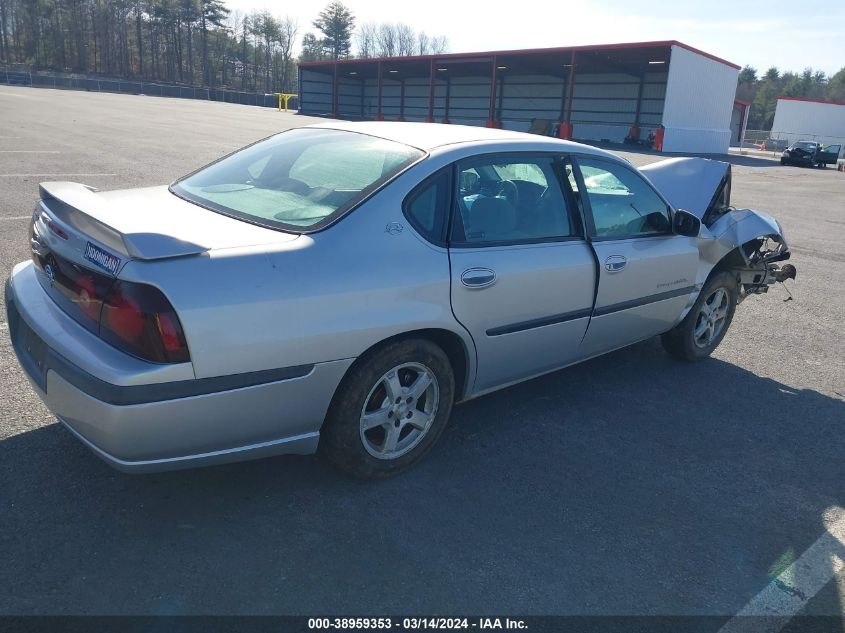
{"left": 6, "top": 262, "right": 353, "bottom": 473}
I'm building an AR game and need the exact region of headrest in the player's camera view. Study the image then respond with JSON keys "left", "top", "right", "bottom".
{"left": 468, "top": 197, "right": 517, "bottom": 238}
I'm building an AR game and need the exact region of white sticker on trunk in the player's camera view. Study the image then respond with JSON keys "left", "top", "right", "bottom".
{"left": 84, "top": 241, "right": 121, "bottom": 275}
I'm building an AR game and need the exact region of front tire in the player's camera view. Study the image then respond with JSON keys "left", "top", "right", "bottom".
{"left": 319, "top": 338, "right": 455, "bottom": 479}
{"left": 661, "top": 272, "right": 738, "bottom": 361}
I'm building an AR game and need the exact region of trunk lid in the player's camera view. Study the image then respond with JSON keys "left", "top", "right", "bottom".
{"left": 38, "top": 182, "right": 298, "bottom": 267}
{"left": 32, "top": 182, "right": 299, "bottom": 336}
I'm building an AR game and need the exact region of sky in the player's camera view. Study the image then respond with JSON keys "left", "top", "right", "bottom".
{"left": 223, "top": 0, "right": 844, "bottom": 76}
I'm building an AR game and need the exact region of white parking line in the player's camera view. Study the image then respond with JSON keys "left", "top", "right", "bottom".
{"left": 0, "top": 150, "right": 60, "bottom": 153}
{"left": 0, "top": 216, "right": 32, "bottom": 221}
{"left": 719, "top": 506, "right": 845, "bottom": 633}
{"left": 0, "top": 173, "right": 116, "bottom": 177}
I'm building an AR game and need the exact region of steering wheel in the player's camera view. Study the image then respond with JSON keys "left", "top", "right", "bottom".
{"left": 536, "top": 185, "right": 551, "bottom": 204}
{"left": 497, "top": 180, "right": 520, "bottom": 206}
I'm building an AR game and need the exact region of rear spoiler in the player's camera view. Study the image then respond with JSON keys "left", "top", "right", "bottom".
{"left": 39, "top": 182, "right": 207, "bottom": 260}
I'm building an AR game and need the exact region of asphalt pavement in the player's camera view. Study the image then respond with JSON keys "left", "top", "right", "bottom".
{"left": 0, "top": 86, "right": 843, "bottom": 620}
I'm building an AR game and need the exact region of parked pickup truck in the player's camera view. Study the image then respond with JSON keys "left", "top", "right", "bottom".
{"left": 780, "top": 141, "right": 842, "bottom": 168}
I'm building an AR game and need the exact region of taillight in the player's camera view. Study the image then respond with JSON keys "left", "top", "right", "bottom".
{"left": 76, "top": 275, "right": 101, "bottom": 321}
{"left": 99, "top": 281, "right": 190, "bottom": 363}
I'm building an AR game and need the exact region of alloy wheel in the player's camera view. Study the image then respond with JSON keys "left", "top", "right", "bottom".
{"left": 693, "top": 288, "right": 729, "bottom": 348}
{"left": 359, "top": 362, "right": 440, "bottom": 460}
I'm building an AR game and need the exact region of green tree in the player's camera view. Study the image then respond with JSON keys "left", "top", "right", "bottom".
{"left": 738, "top": 65, "right": 757, "bottom": 84}
{"left": 828, "top": 68, "right": 845, "bottom": 102}
{"left": 199, "top": 0, "right": 228, "bottom": 85}
{"left": 312, "top": 1, "right": 353, "bottom": 60}
{"left": 299, "top": 31, "right": 324, "bottom": 62}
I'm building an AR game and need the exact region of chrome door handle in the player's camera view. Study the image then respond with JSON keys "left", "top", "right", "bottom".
{"left": 461, "top": 267, "right": 497, "bottom": 289}
{"left": 604, "top": 255, "right": 627, "bottom": 273}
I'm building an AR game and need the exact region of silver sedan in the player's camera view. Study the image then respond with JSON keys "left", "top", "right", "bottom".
{"left": 6, "top": 122, "right": 795, "bottom": 478}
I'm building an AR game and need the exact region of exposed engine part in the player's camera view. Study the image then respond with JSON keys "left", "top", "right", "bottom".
{"left": 774, "top": 264, "right": 797, "bottom": 282}
{"left": 733, "top": 238, "right": 797, "bottom": 302}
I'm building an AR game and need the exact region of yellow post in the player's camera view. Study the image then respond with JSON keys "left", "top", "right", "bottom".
{"left": 276, "top": 93, "right": 298, "bottom": 113}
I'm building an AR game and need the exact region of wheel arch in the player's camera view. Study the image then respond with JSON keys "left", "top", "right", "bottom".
{"left": 332, "top": 328, "right": 475, "bottom": 406}
{"left": 706, "top": 244, "right": 748, "bottom": 283}
{"left": 705, "top": 232, "right": 784, "bottom": 285}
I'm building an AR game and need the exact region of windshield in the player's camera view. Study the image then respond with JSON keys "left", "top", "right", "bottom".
{"left": 792, "top": 142, "right": 817, "bottom": 151}
{"left": 172, "top": 128, "right": 424, "bottom": 232}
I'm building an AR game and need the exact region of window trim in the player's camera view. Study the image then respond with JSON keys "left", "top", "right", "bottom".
{"left": 554, "top": 154, "right": 588, "bottom": 240}
{"left": 447, "top": 151, "right": 586, "bottom": 249}
{"left": 570, "top": 154, "right": 676, "bottom": 242}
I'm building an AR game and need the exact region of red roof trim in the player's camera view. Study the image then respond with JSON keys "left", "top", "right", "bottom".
{"left": 777, "top": 96, "right": 845, "bottom": 107}
{"left": 299, "top": 40, "right": 740, "bottom": 70}
{"left": 670, "top": 42, "right": 740, "bottom": 69}
{"left": 734, "top": 98, "right": 751, "bottom": 106}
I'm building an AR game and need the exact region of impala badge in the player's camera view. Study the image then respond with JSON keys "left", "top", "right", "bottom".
{"left": 385, "top": 222, "right": 404, "bottom": 235}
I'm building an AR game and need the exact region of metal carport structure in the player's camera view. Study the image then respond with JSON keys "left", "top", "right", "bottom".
{"left": 298, "top": 40, "right": 740, "bottom": 154}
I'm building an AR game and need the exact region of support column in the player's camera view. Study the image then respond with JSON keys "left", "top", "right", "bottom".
{"left": 442, "top": 76, "right": 451, "bottom": 124}
{"left": 558, "top": 50, "right": 576, "bottom": 139}
{"left": 398, "top": 78, "right": 405, "bottom": 121}
{"left": 629, "top": 74, "right": 644, "bottom": 141}
{"left": 426, "top": 60, "right": 435, "bottom": 123}
{"left": 375, "top": 61, "right": 384, "bottom": 121}
{"left": 486, "top": 56, "right": 499, "bottom": 128}
{"left": 497, "top": 74, "right": 505, "bottom": 129}
{"left": 332, "top": 63, "right": 339, "bottom": 118}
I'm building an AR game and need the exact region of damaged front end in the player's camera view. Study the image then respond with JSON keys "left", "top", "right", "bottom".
{"left": 640, "top": 157, "right": 796, "bottom": 302}
{"left": 717, "top": 233, "right": 796, "bottom": 303}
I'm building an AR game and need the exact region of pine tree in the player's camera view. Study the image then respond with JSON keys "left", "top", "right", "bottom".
{"left": 312, "top": 1, "right": 354, "bottom": 60}
{"left": 199, "top": 0, "right": 228, "bottom": 85}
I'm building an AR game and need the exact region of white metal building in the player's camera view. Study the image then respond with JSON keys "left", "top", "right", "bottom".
{"left": 771, "top": 97, "right": 845, "bottom": 154}
{"left": 298, "top": 40, "right": 740, "bottom": 154}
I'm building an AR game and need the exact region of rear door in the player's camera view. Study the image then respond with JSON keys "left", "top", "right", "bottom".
{"left": 447, "top": 153, "right": 596, "bottom": 393}
{"left": 571, "top": 156, "right": 700, "bottom": 358}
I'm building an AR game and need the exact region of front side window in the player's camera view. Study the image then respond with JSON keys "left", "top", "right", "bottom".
{"left": 451, "top": 155, "right": 574, "bottom": 245}
{"left": 576, "top": 158, "right": 671, "bottom": 238}
{"left": 173, "top": 128, "right": 424, "bottom": 232}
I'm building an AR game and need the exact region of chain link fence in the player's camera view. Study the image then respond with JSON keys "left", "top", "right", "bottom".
{"left": 1, "top": 68, "right": 297, "bottom": 110}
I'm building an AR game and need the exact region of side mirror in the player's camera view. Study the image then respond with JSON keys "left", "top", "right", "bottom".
{"left": 673, "top": 209, "right": 701, "bottom": 237}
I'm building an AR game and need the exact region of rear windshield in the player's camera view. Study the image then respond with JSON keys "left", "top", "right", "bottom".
{"left": 172, "top": 128, "right": 424, "bottom": 232}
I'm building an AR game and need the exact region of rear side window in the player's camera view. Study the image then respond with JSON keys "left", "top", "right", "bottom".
{"left": 576, "top": 157, "right": 671, "bottom": 238}
{"left": 451, "top": 155, "right": 575, "bottom": 245}
{"left": 403, "top": 169, "right": 451, "bottom": 245}
{"left": 173, "top": 128, "right": 424, "bottom": 232}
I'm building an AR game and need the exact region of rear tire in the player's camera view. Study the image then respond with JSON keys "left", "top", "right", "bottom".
{"left": 661, "top": 272, "right": 738, "bottom": 362}
{"left": 319, "top": 338, "right": 455, "bottom": 479}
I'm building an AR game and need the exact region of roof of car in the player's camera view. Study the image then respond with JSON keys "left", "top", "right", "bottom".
{"left": 306, "top": 120, "right": 620, "bottom": 159}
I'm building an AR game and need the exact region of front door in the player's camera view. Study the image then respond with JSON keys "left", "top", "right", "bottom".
{"left": 572, "top": 156, "right": 700, "bottom": 358}
{"left": 818, "top": 145, "right": 842, "bottom": 165}
{"left": 448, "top": 153, "right": 596, "bottom": 393}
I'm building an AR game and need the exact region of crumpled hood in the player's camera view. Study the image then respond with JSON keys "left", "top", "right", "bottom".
{"left": 639, "top": 157, "right": 730, "bottom": 219}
